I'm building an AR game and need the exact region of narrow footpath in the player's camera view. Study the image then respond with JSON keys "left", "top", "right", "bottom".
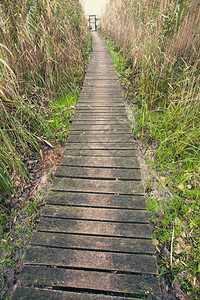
{"left": 13, "top": 33, "right": 161, "bottom": 299}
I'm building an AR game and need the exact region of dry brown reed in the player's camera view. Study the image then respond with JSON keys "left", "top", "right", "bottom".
{"left": 0, "top": 0, "right": 90, "bottom": 199}
{"left": 100, "top": 0, "right": 200, "bottom": 156}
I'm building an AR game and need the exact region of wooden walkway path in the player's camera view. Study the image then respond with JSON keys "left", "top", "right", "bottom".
{"left": 13, "top": 33, "right": 161, "bottom": 299}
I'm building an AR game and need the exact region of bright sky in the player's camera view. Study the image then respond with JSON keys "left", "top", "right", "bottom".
{"left": 81, "top": 0, "right": 109, "bottom": 17}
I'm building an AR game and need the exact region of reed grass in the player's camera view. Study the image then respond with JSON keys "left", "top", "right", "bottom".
{"left": 0, "top": 0, "right": 90, "bottom": 201}
{"left": 100, "top": 0, "right": 200, "bottom": 165}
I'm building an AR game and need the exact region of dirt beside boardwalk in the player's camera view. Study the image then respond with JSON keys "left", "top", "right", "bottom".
{"left": 0, "top": 143, "right": 64, "bottom": 299}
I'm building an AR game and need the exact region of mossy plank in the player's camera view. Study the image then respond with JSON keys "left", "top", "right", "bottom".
{"left": 17, "top": 267, "right": 161, "bottom": 296}
{"left": 69, "top": 123, "right": 130, "bottom": 129}
{"left": 42, "top": 205, "right": 149, "bottom": 223}
{"left": 13, "top": 287, "right": 136, "bottom": 300}
{"left": 31, "top": 232, "right": 155, "bottom": 254}
{"left": 75, "top": 104, "right": 126, "bottom": 108}
{"left": 25, "top": 247, "right": 158, "bottom": 275}
{"left": 82, "top": 85, "right": 122, "bottom": 90}
{"left": 69, "top": 130, "right": 130, "bottom": 135}
{"left": 70, "top": 120, "right": 130, "bottom": 126}
{"left": 45, "top": 192, "right": 147, "bottom": 209}
{"left": 61, "top": 156, "right": 140, "bottom": 168}
{"left": 84, "top": 77, "right": 119, "bottom": 81}
{"left": 55, "top": 166, "right": 140, "bottom": 180}
{"left": 80, "top": 93, "right": 124, "bottom": 98}
{"left": 75, "top": 107, "right": 126, "bottom": 111}
{"left": 70, "top": 117, "right": 128, "bottom": 123}
{"left": 74, "top": 108, "right": 126, "bottom": 112}
{"left": 86, "top": 76, "right": 119, "bottom": 80}
{"left": 67, "top": 135, "right": 134, "bottom": 143}
{"left": 77, "top": 98, "right": 123, "bottom": 102}
{"left": 72, "top": 113, "right": 127, "bottom": 117}
{"left": 38, "top": 218, "right": 152, "bottom": 238}
{"left": 65, "top": 142, "right": 137, "bottom": 150}
{"left": 52, "top": 178, "right": 144, "bottom": 195}
{"left": 62, "top": 149, "right": 137, "bottom": 157}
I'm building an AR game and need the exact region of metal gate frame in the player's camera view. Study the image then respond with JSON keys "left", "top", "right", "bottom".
{"left": 89, "top": 15, "right": 97, "bottom": 31}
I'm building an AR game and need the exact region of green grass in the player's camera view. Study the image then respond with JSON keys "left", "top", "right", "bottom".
{"left": 105, "top": 37, "right": 200, "bottom": 298}
{"left": 46, "top": 89, "right": 79, "bottom": 142}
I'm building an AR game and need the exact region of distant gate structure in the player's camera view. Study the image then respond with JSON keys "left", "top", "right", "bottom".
{"left": 89, "top": 15, "right": 99, "bottom": 31}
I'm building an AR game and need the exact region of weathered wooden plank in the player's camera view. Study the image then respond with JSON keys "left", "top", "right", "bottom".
{"left": 68, "top": 130, "right": 131, "bottom": 136}
{"left": 76, "top": 102, "right": 125, "bottom": 106}
{"left": 13, "top": 287, "right": 136, "bottom": 300}
{"left": 87, "top": 68, "right": 116, "bottom": 76}
{"left": 38, "top": 218, "right": 151, "bottom": 238}
{"left": 85, "top": 77, "right": 119, "bottom": 80}
{"left": 76, "top": 104, "right": 125, "bottom": 108}
{"left": 31, "top": 232, "right": 155, "bottom": 254}
{"left": 17, "top": 267, "right": 161, "bottom": 296}
{"left": 76, "top": 103, "right": 125, "bottom": 107}
{"left": 75, "top": 105, "right": 125, "bottom": 109}
{"left": 53, "top": 178, "right": 144, "bottom": 195}
{"left": 82, "top": 83, "right": 121, "bottom": 88}
{"left": 45, "top": 192, "right": 147, "bottom": 210}
{"left": 78, "top": 97, "right": 124, "bottom": 102}
{"left": 70, "top": 120, "right": 130, "bottom": 126}
{"left": 77, "top": 100, "right": 124, "bottom": 104}
{"left": 86, "top": 67, "right": 117, "bottom": 72}
{"left": 80, "top": 93, "right": 124, "bottom": 98}
{"left": 74, "top": 104, "right": 125, "bottom": 108}
{"left": 85, "top": 77, "right": 119, "bottom": 81}
{"left": 70, "top": 117, "right": 128, "bottom": 122}
{"left": 74, "top": 109, "right": 126, "bottom": 113}
{"left": 84, "top": 78, "right": 119, "bottom": 81}
{"left": 86, "top": 69, "right": 117, "bottom": 73}
{"left": 73, "top": 109, "right": 126, "bottom": 114}
{"left": 80, "top": 88, "right": 123, "bottom": 92}
{"left": 55, "top": 166, "right": 140, "bottom": 180}
{"left": 62, "top": 149, "right": 136, "bottom": 157}
{"left": 61, "top": 156, "right": 140, "bottom": 169}
{"left": 62, "top": 149, "right": 136, "bottom": 156}
{"left": 65, "top": 142, "right": 137, "bottom": 150}
{"left": 81, "top": 88, "right": 122, "bottom": 93}
{"left": 72, "top": 113, "right": 127, "bottom": 118}
{"left": 78, "top": 96, "right": 123, "bottom": 101}
{"left": 25, "top": 247, "right": 158, "bottom": 275}
{"left": 69, "top": 130, "right": 130, "bottom": 135}
{"left": 67, "top": 136, "right": 134, "bottom": 143}
{"left": 42, "top": 205, "right": 149, "bottom": 223}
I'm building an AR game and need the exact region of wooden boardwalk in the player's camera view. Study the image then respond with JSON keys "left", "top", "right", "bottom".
{"left": 13, "top": 33, "right": 161, "bottom": 299}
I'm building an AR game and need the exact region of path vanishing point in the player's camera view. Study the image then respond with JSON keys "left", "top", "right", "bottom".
{"left": 13, "top": 33, "right": 161, "bottom": 300}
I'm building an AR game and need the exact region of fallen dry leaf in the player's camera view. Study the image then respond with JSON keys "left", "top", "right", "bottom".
{"left": 177, "top": 183, "right": 184, "bottom": 190}
{"left": 153, "top": 239, "right": 159, "bottom": 245}
{"left": 174, "top": 244, "right": 182, "bottom": 255}
{"left": 175, "top": 237, "right": 183, "bottom": 244}
{"left": 184, "top": 244, "right": 191, "bottom": 251}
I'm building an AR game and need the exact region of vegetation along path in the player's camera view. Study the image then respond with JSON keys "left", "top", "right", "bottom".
{"left": 13, "top": 32, "right": 161, "bottom": 299}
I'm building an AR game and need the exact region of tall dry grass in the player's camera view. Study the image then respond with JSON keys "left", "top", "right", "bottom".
{"left": 0, "top": 0, "right": 90, "bottom": 200}
{"left": 100, "top": 0, "right": 200, "bottom": 161}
